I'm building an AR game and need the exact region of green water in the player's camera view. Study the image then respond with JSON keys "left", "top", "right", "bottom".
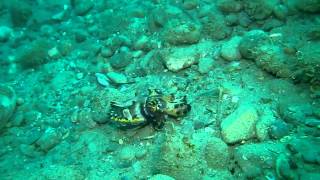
{"left": 0, "top": 0, "right": 319, "bottom": 179}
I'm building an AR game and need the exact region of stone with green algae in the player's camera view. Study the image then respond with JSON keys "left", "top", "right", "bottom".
{"left": 221, "top": 103, "right": 259, "bottom": 144}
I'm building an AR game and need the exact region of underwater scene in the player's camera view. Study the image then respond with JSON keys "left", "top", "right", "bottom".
{"left": 0, "top": 0, "right": 320, "bottom": 179}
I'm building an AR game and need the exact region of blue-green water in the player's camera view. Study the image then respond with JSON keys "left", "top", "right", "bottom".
{"left": 0, "top": 0, "right": 320, "bottom": 179}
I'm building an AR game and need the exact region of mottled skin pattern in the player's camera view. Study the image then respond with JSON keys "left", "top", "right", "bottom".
{"left": 109, "top": 89, "right": 191, "bottom": 129}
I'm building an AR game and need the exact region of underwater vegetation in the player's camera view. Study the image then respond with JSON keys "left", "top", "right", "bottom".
{"left": 0, "top": 0, "right": 320, "bottom": 179}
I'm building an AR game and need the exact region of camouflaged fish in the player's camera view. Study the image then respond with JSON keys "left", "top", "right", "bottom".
{"left": 109, "top": 89, "right": 191, "bottom": 129}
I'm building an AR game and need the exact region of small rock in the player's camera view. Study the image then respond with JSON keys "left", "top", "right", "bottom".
{"left": 50, "top": 71, "right": 76, "bottom": 90}
{"left": 136, "top": 50, "right": 164, "bottom": 74}
{"left": 10, "top": 111, "right": 24, "bottom": 127}
{"left": 217, "top": 0, "right": 242, "bottom": 13}
{"left": 300, "top": 173, "right": 320, "bottom": 180}
{"left": 180, "top": 121, "right": 195, "bottom": 136}
{"left": 286, "top": 143, "right": 299, "bottom": 154}
{"left": 16, "top": 39, "right": 52, "bottom": 68}
{"left": 36, "top": 127, "right": 62, "bottom": 152}
{"left": 104, "top": 142, "right": 119, "bottom": 153}
{"left": 134, "top": 35, "right": 150, "bottom": 51}
{"left": 105, "top": 35, "right": 131, "bottom": 52}
{"left": 220, "top": 36, "right": 242, "bottom": 61}
{"left": 48, "top": 47, "right": 60, "bottom": 58}
{"left": 100, "top": 47, "right": 113, "bottom": 58}
{"left": 109, "top": 51, "right": 132, "bottom": 69}
{"left": 95, "top": 73, "right": 110, "bottom": 87}
{"left": 9, "top": 0, "right": 32, "bottom": 27}
{"left": 71, "top": 0, "right": 94, "bottom": 16}
{"left": 276, "top": 153, "right": 298, "bottom": 179}
{"left": 313, "top": 107, "right": 320, "bottom": 119}
{"left": 0, "top": 85, "right": 17, "bottom": 130}
{"left": 241, "top": 163, "right": 262, "bottom": 178}
{"left": 76, "top": 72, "right": 84, "bottom": 80}
{"left": 135, "top": 148, "right": 147, "bottom": 159}
{"left": 201, "top": 13, "right": 232, "bottom": 40}
{"left": 235, "top": 143, "right": 286, "bottom": 178}
{"left": 118, "top": 146, "right": 136, "bottom": 167}
{"left": 278, "top": 102, "right": 313, "bottom": 124}
{"left": 302, "top": 150, "right": 318, "bottom": 164}
{"left": 225, "top": 14, "right": 239, "bottom": 26}
{"left": 118, "top": 139, "right": 124, "bottom": 145}
{"left": 294, "top": 0, "right": 320, "bottom": 13}
{"left": 132, "top": 161, "right": 142, "bottom": 174}
{"left": 198, "top": 57, "right": 215, "bottom": 74}
{"left": 52, "top": 11, "right": 66, "bottom": 21}
{"left": 16, "top": 97, "right": 25, "bottom": 106}
{"left": 131, "top": 50, "right": 144, "bottom": 58}
{"left": 161, "top": 41, "right": 214, "bottom": 72}
{"left": 288, "top": 138, "right": 320, "bottom": 165}
{"left": 162, "top": 20, "right": 201, "bottom": 45}
{"left": 183, "top": 0, "right": 199, "bottom": 10}
{"left": 269, "top": 120, "right": 289, "bottom": 139}
{"left": 0, "top": 26, "right": 13, "bottom": 42}
{"left": 204, "top": 137, "right": 230, "bottom": 169}
{"left": 193, "top": 120, "right": 206, "bottom": 130}
{"left": 243, "top": 0, "right": 278, "bottom": 20}
{"left": 149, "top": 174, "right": 175, "bottom": 180}
{"left": 221, "top": 103, "right": 259, "bottom": 144}
{"left": 273, "top": 4, "right": 289, "bottom": 20}
{"left": 23, "top": 111, "right": 42, "bottom": 126}
{"left": 106, "top": 72, "right": 128, "bottom": 84}
{"left": 239, "top": 30, "right": 269, "bottom": 60}
{"left": 17, "top": 127, "right": 42, "bottom": 145}
{"left": 19, "top": 144, "right": 43, "bottom": 157}
{"left": 74, "top": 30, "right": 87, "bottom": 43}
{"left": 74, "top": 131, "right": 110, "bottom": 154}
{"left": 304, "top": 118, "right": 320, "bottom": 127}
{"left": 255, "top": 108, "right": 277, "bottom": 141}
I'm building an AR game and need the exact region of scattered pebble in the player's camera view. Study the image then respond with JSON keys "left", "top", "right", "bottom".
{"left": 118, "top": 139, "right": 124, "bottom": 145}
{"left": 48, "top": 47, "right": 60, "bottom": 58}
{"left": 95, "top": 73, "right": 110, "bottom": 87}
{"left": 76, "top": 72, "right": 84, "bottom": 80}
